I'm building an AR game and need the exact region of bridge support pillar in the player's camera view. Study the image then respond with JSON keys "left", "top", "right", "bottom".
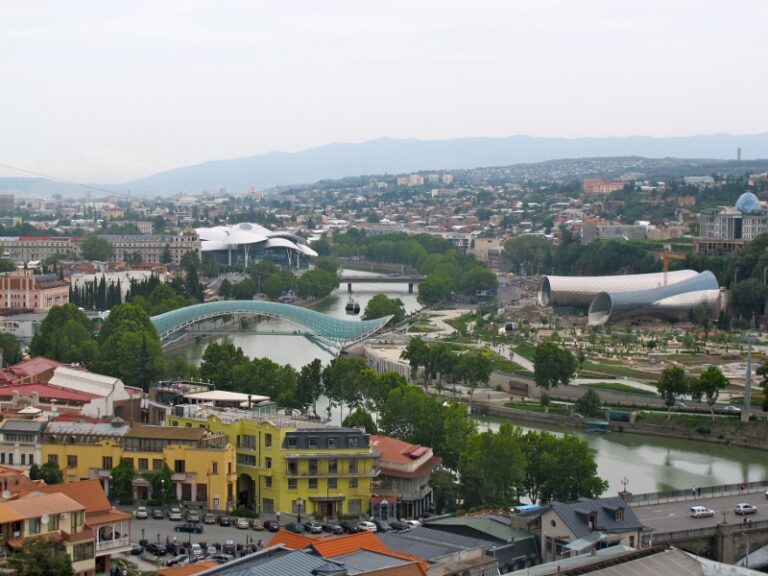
{"left": 716, "top": 522, "right": 734, "bottom": 564}
{"left": 347, "top": 283, "right": 353, "bottom": 294}
{"left": 408, "top": 283, "right": 413, "bottom": 294}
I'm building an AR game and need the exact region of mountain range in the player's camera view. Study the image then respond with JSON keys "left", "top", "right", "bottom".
{"left": 3, "top": 133, "right": 768, "bottom": 197}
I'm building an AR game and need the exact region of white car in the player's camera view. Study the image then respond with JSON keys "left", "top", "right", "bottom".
{"left": 404, "top": 519, "right": 421, "bottom": 528}
{"left": 690, "top": 506, "right": 715, "bottom": 518}
{"left": 168, "top": 506, "right": 183, "bottom": 521}
{"left": 357, "top": 521, "right": 377, "bottom": 532}
{"left": 734, "top": 503, "right": 757, "bottom": 515}
{"left": 723, "top": 405, "right": 741, "bottom": 413}
{"left": 136, "top": 506, "right": 148, "bottom": 519}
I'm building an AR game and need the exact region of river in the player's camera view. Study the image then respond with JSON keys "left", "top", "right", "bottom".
{"left": 167, "top": 271, "right": 768, "bottom": 497}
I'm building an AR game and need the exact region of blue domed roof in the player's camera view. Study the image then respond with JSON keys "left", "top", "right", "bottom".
{"left": 735, "top": 192, "right": 761, "bottom": 214}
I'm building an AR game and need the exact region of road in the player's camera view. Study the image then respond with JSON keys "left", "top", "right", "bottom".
{"left": 633, "top": 491, "right": 767, "bottom": 533}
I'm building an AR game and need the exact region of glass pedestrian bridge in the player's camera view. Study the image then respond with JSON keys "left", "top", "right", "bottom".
{"left": 151, "top": 301, "right": 392, "bottom": 349}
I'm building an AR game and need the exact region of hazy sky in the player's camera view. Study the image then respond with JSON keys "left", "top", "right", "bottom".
{"left": 2, "top": 0, "right": 767, "bottom": 182}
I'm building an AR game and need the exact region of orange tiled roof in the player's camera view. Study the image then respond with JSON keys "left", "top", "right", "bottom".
{"left": 268, "top": 529, "right": 318, "bottom": 550}
{"left": 85, "top": 507, "right": 132, "bottom": 526}
{"left": 157, "top": 560, "right": 218, "bottom": 576}
{"left": 2, "top": 492, "right": 84, "bottom": 518}
{"left": 310, "top": 531, "right": 429, "bottom": 574}
{"left": 21, "top": 479, "right": 113, "bottom": 515}
{"left": 370, "top": 435, "right": 430, "bottom": 464}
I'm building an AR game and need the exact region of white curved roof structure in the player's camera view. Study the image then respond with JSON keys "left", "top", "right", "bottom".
{"left": 196, "top": 223, "right": 316, "bottom": 259}
{"left": 538, "top": 270, "right": 700, "bottom": 308}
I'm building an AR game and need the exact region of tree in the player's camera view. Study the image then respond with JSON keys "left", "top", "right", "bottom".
{"left": 690, "top": 366, "right": 729, "bottom": 419}
{"left": 439, "top": 400, "right": 478, "bottom": 470}
{"left": 296, "top": 359, "right": 323, "bottom": 415}
{"left": 322, "top": 357, "right": 370, "bottom": 423}
{"left": 731, "top": 278, "right": 767, "bottom": 321}
{"left": 574, "top": 388, "right": 603, "bottom": 418}
{"left": 231, "top": 278, "right": 257, "bottom": 300}
{"left": 534, "top": 341, "right": 577, "bottom": 390}
{"left": 379, "top": 385, "right": 444, "bottom": 449}
{"left": 342, "top": 408, "right": 378, "bottom": 434}
{"left": 400, "top": 338, "right": 430, "bottom": 382}
{"left": 81, "top": 234, "right": 114, "bottom": 261}
{"left": 29, "top": 461, "right": 63, "bottom": 484}
{"left": 199, "top": 342, "right": 246, "bottom": 389}
{"left": 29, "top": 303, "right": 98, "bottom": 366}
{"left": 0, "top": 332, "right": 21, "bottom": 366}
{"left": 454, "top": 351, "right": 492, "bottom": 401}
{"left": 417, "top": 276, "right": 451, "bottom": 306}
{"left": 219, "top": 278, "right": 233, "bottom": 299}
{"left": 657, "top": 366, "right": 689, "bottom": 421}
{"left": 430, "top": 469, "right": 460, "bottom": 515}
{"left": 7, "top": 538, "right": 75, "bottom": 576}
{"left": 110, "top": 458, "right": 135, "bottom": 505}
{"left": 93, "top": 303, "right": 165, "bottom": 390}
{"left": 362, "top": 294, "right": 406, "bottom": 325}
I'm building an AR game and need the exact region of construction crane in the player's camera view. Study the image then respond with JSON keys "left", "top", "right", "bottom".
{"left": 662, "top": 247, "right": 686, "bottom": 286}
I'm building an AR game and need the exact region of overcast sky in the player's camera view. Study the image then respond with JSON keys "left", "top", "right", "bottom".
{"left": 1, "top": 0, "right": 767, "bottom": 183}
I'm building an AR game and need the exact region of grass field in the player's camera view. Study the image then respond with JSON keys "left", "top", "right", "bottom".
{"left": 581, "top": 382, "right": 658, "bottom": 396}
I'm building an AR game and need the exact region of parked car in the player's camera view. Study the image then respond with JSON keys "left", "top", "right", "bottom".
{"left": 674, "top": 402, "right": 688, "bottom": 409}
{"left": 168, "top": 507, "right": 183, "bottom": 521}
{"left": 372, "top": 519, "right": 391, "bottom": 532}
{"left": 217, "top": 515, "right": 232, "bottom": 526}
{"left": 723, "top": 405, "right": 741, "bottom": 413}
{"left": 145, "top": 542, "right": 168, "bottom": 556}
{"left": 690, "top": 506, "right": 715, "bottom": 518}
{"left": 357, "top": 521, "right": 377, "bottom": 532}
{"left": 191, "top": 543, "right": 205, "bottom": 560}
{"left": 151, "top": 508, "right": 164, "bottom": 520}
{"left": 264, "top": 520, "right": 280, "bottom": 532}
{"left": 165, "top": 555, "right": 189, "bottom": 567}
{"left": 135, "top": 506, "right": 148, "bottom": 519}
{"left": 206, "top": 545, "right": 218, "bottom": 556}
{"left": 203, "top": 512, "right": 216, "bottom": 524}
{"left": 250, "top": 519, "right": 264, "bottom": 530}
{"left": 235, "top": 517, "right": 250, "bottom": 529}
{"left": 388, "top": 521, "right": 410, "bottom": 531}
{"left": 304, "top": 521, "right": 323, "bottom": 534}
{"left": 174, "top": 521, "right": 203, "bottom": 534}
{"left": 222, "top": 539, "right": 236, "bottom": 554}
{"left": 735, "top": 503, "right": 757, "bottom": 515}
{"left": 212, "top": 553, "right": 235, "bottom": 564}
{"left": 404, "top": 519, "right": 422, "bottom": 528}
{"left": 285, "top": 521, "right": 304, "bottom": 533}
{"left": 322, "top": 522, "right": 344, "bottom": 535}
{"left": 186, "top": 508, "right": 200, "bottom": 522}
{"left": 339, "top": 520, "right": 360, "bottom": 534}
{"left": 130, "top": 542, "right": 143, "bottom": 555}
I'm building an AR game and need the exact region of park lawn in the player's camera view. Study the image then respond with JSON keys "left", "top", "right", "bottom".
{"left": 580, "top": 382, "right": 658, "bottom": 396}
{"left": 510, "top": 340, "right": 536, "bottom": 361}
{"left": 580, "top": 360, "right": 657, "bottom": 381}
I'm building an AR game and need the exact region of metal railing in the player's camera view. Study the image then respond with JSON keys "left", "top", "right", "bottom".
{"left": 625, "top": 480, "right": 768, "bottom": 507}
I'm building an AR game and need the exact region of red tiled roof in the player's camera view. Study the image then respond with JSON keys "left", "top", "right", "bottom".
{"left": 158, "top": 561, "right": 218, "bottom": 576}
{"left": 0, "top": 383, "right": 97, "bottom": 402}
{"left": 21, "top": 479, "right": 119, "bottom": 517}
{"left": 268, "top": 530, "right": 318, "bottom": 550}
{"left": 370, "top": 435, "right": 432, "bottom": 465}
{"left": 4, "top": 357, "right": 63, "bottom": 378}
{"left": 379, "top": 455, "right": 442, "bottom": 479}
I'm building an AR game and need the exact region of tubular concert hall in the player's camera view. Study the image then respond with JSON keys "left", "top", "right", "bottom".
{"left": 197, "top": 223, "right": 318, "bottom": 269}
{"left": 538, "top": 270, "right": 721, "bottom": 325}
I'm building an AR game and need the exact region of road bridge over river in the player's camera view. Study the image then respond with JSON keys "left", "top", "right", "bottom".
{"left": 627, "top": 480, "right": 768, "bottom": 565}
{"left": 338, "top": 274, "right": 426, "bottom": 294}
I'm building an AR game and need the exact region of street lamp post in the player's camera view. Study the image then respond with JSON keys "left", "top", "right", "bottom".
{"left": 161, "top": 478, "right": 165, "bottom": 511}
{"left": 297, "top": 498, "right": 304, "bottom": 524}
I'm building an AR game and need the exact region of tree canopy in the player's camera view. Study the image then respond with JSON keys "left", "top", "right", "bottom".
{"left": 7, "top": 538, "right": 75, "bottom": 576}
{"left": 362, "top": 294, "right": 406, "bottom": 325}
{"left": 534, "top": 341, "right": 577, "bottom": 390}
{"left": 657, "top": 366, "right": 689, "bottom": 421}
{"left": 29, "top": 303, "right": 98, "bottom": 366}
{"left": 81, "top": 234, "right": 114, "bottom": 261}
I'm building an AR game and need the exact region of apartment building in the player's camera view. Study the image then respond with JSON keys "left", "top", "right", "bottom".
{"left": 0, "top": 271, "right": 69, "bottom": 312}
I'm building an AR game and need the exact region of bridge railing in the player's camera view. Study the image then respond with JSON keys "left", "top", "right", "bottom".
{"left": 642, "top": 518, "right": 768, "bottom": 547}
{"left": 626, "top": 480, "right": 768, "bottom": 507}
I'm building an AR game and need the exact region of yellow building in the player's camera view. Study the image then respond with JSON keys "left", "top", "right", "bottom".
{"left": 41, "top": 421, "right": 237, "bottom": 512}
{"left": 167, "top": 403, "right": 378, "bottom": 519}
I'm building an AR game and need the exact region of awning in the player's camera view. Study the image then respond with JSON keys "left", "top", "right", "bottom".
{"left": 370, "top": 496, "right": 399, "bottom": 504}
{"left": 564, "top": 532, "right": 604, "bottom": 552}
{"left": 309, "top": 495, "right": 345, "bottom": 502}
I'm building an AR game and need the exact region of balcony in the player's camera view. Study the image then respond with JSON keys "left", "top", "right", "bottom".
{"left": 285, "top": 468, "right": 380, "bottom": 479}
{"left": 95, "top": 533, "right": 130, "bottom": 553}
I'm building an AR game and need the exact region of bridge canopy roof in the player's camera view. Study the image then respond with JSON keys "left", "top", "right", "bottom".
{"left": 151, "top": 300, "right": 392, "bottom": 348}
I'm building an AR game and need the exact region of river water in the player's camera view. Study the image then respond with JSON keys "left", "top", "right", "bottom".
{"left": 168, "top": 271, "right": 768, "bottom": 497}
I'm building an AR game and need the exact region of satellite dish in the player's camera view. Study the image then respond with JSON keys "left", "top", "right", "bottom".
{"left": 41, "top": 514, "right": 49, "bottom": 525}
{"left": 1, "top": 490, "right": 10, "bottom": 500}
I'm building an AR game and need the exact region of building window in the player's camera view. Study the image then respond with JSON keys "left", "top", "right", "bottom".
{"left": 138, "top": 458, "right": 148, "bottom": 470}
{"left": 348, "top": 437, "right": 359, "bottom": 448}
{"left": 309, "top": 478, "right": 318, "bottom": 490}
{"left": 67, "top": 455, "right": 77, "bottom": 469}
{"left": 28, "top": 454, "right": 33, "bottom": 466}
{"left": 265, "top": 434, "right": 272, "bottom": 448}
{"left": 328, "top": 478, "right": 337, "bottom": 489}
{"left": 308, "top": 437, "right": 319, "bottom": 449}
{"left": 242, "top": 435, "right": 256, "bottom": 450}
{"left": 212, "top": 462, "right": 218, "bottom": 475}
{"left": 616, "top": 510, "right": 624, "bottom": 521}
{"left": 349, "top": 478, "right": 358, "bottom": 489}
{"left": 328, "top": 437, "right": 338, "bottom": 448}
{"left": 348, "top": 499, "right": 362, "bottom": 515}
{"left": 20, "top": 454, "right": 25, "bottom": 465}
{"left": 262, "top": 498, "right": 274, "bottom": 513}
{"left": 288, "top": 462, "right": 297, "bottom": 476}
{"left": 73, "top": 542, "right": 94, "bottom": 562}
{"left": 48, "top": 454, "right": 58, "bottom": 466}
{"left": 174, "top": 460, "right": 185, "bottom": 473}
{"left": 288, "top": 478, "right": 297, "bottom": 490}
{"left": 287, "top": 437, "right": 298, "bottom": 448}
{"left": 265, "top": 457, "right": 272, "bottom": 469}
{"left": 348, "top": 459, "right": 357, "bottom": 474}
{"left": 7, "top": 454, "right": 12, "bottom": 465}
{"left": 265, "top": 477, "right": 272, "bottom": 489}
{"left": 28, "top": 517, "right": 41, "bottom": 535}
{"left": 308, "top": 459, "right": 318, "bottom": 475}
{"left": 328, "top": 459, "right": 338, "bottom": 474}
{"left": 153, "top": 459, "right": 163, "bottom": 471}
{"left": 103, "top": 457, "right": 113, "bottom": 470}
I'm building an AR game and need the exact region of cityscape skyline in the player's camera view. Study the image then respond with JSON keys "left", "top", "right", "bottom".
{"left": 2, "top": 0, "right": 767, "bottom": 183}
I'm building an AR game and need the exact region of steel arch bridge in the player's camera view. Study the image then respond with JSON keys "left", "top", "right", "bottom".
{"left": 151, "top": 301, "right": 392, "bottom": 350}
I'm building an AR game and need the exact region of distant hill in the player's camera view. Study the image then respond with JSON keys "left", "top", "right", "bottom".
{"left": 2, "top": 133, "right": 768, "bottom": 197}
{"left": 123, "top": 133, "right": 768, "bottom": 195}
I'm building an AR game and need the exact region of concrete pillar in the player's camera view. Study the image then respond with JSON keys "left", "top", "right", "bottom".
{"left": 191, "top": 483, "right": 197, "bottom": 503}
{"left": 716, "top": 522, "right": 734, "bottom": 564}
{"left": 176, "top": 482, "right": 182, "bottom": 502}
{"left": 347, "top": 282, "right": 352, "bottom": 293}
{"left": 408, "top": 283, "right": 413, "bottom": 294}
